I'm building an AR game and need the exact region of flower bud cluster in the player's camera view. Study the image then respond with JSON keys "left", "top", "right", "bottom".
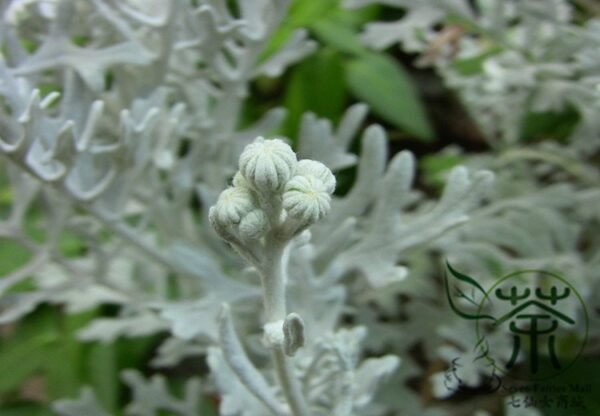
{"left": 209, "top": 137, "right": 335, "bottom": 243}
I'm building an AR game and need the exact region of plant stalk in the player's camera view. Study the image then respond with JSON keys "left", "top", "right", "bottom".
{"left": 261, "top": 234, "right": 310, "bottom": 416}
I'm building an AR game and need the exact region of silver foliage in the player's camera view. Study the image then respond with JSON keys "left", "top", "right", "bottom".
{"left": 0, "top": 0, "right": 563, "bottom": 415}
{"left": 346, "top": 1, "right": 600, "bottom": 414}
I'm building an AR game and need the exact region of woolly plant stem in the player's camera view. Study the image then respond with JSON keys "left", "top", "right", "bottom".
{"left": 261, "top": 237, "right": 286, "bottom": 321}
{"left": 261, "top": 235, "right": 310, "bottom": 416}
{"left": 272, "top": 348, "right": 309, "bottom": 416}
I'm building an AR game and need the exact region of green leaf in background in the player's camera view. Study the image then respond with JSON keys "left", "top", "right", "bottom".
{"left": 520, "top": 107, "right": 580, "bottom": 142}
{"left": 283, "top": 48, "right": 347, "bottom": 138}
{"left": 0, "top": 239, "right": 32, "bottom": 277}
{"left": 422, "top": 153, "right": 465, "bottom": 190}
{"left": 312, "top": 17, "right": 366, "bottom": 55}
{"left": 44, "top": 311, "right": 96, "bottom": 401}
{"left": 452, "top": 46, "right": 503, "bottom": 76}
{"left": 0, "top": 305, "right": 164, "bottom": 414}
{"left": 86, "top": 343, "right": 118, "bottom": 414}
{"left": 261, "top": 0, "right": 338, "bottom": 60}
{"left": 200, "top": 396, "right": 219, "bottom": 416}
{"left": 0, "top": 404, "right": 54, "bottom": 416}
{"left": 346, "top": 53, "right": 434, "bottom": 141}
{"left": 0, "top": 309, "right": 58, "bottom": 394}
{"left": 262, "top": 0, "right": 378, "bottom": 60}
{"left": 0, "top": 185, "right": 11, "bottom": 206}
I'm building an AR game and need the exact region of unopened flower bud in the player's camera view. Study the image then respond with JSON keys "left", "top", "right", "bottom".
{"left": 239, "top": 137, "right": 297, "bottom": 194}
{"left": 296, "top": 159, "right": 336, "bottom": 195}
{"left": 239, "top": 209, "right": 270, "bottom": 241}
{"left": 210, "top": 187, "right": 255, "bottom": 227}
{"left": 282, "top": 175, "right": 331, "bottom": 224}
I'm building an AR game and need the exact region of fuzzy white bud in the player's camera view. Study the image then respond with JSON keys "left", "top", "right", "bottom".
{"left": 296, "top": 159, "right": 336, "bottom": 195}
{"left": 239, "top": 137, "right": 297, "bottom": 194}
{"left": 239, "top": 209, "right": 270, "bottom": 241}
{"left": 282, "top": 175, "right": 331, "bottom": 224}
{"left": 211, "top": 187, "right": 256, "bottom": 227}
